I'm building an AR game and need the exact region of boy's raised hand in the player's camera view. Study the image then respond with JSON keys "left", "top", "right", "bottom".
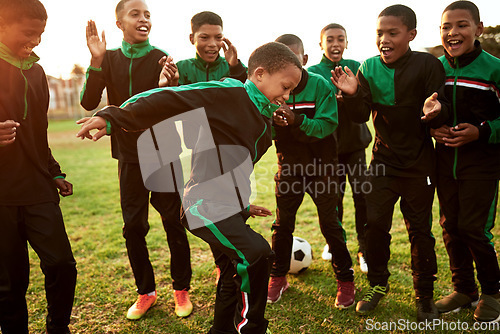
{"left": 422, "top": 92, "right": 441, "bottom": 121}
{"left": 76, "top": 116, "right": 107, "bottom": 141}
{"left": 330, "top": 66, "right": 358, "bottom": 96}
{"left": 158, "top": 55, "right": 179, "bottom": 87}
{"left": 86, "top": 20, "right": 106, "bottom": 68}
{"left": 0, "top": 120, "right": 20, "bottom": 146}
{"left": 222, "top": 37, "right": 238, "bottom": 67}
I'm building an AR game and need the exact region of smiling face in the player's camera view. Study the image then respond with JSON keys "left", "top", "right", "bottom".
{"left": 0, "top": 16, "right": 45, "bottom": 59}
{"left": 440, "top": 9, "right": 483, "bottom": 58}
{"left": 251, "top": 64, "right": 302, "bottom": 106}
{"left": 320, "top": 28, "right": 347, "bottom": 63}
{"left": 190, "top": 24, "right": 224, "bottom": 63}
{"left": 376, "top": 15, "right": 416, "bottom": 64}
{"left": 116, "top": 0, "right": 151, "bottom": 44}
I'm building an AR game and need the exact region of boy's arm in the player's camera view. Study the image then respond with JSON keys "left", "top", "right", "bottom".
{"left": 47, "top": 149, "right": 72, "bottom": 196}
{"left": 341, "top": 70, "right": 373, "bottom": 123}
{"left": 422, "top": 57, "right": 450, "bottom": 128}
{"left": 223, "top": 38, "right": 247, "bottom": 83}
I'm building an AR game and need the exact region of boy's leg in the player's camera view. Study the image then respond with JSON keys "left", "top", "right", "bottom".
{"left": 0, "top": 206, "right": 30, "bottom": 334}
{"left": 185, "top": 205, "right": 273, "bottom": 334}
{"left": 119, "top": 161, "right": 155, "bottom": 294}
{"left": 271, "top": 174, "right": 305, "bottom": 277}
{"left": 24, "top": 203, "right": 77, "bottom": 334}
{"left": 336, "top": 154, "right": 347, "bottom": 224}
{"left": 150, "top": 192, "right": 192, "bottom": 291}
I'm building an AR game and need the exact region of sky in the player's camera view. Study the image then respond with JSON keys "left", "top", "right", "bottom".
{"left": 37, "top": 0, "right": 500, "bottom": 79}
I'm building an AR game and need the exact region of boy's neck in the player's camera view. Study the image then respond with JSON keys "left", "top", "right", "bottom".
{"left": 0, "top": 41, "right": 39, "bottom": 69}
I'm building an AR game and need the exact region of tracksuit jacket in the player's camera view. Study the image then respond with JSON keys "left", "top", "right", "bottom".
{"left": 308, "top": 55, "right": 372, "bottom": 154}
{"left": 80, "top": 39, "right": 168, "bottom": 162}
{"left": 0, "top": 43, "right": 64, "bottom": 205}
{"left": 176, "top": 53, "right": 247, "bottom": 85}
{"left": 437, "top": 41, "right": 500, "bottom": 180}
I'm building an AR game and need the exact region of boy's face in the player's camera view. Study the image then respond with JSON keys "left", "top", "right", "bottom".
{"left": 320, "top": 28, "right": 347, "bottom": 63}
{"left": 0, "top": 17, "right": 45, "bottom": 59}
{"left": 440, "top": 9, "right": 483, "bottom": 58}
{"left": 376, "top": 15, "right": 416, "bottom": 64}
{"left": 116, "top": 0, "right": 151, "bottom": 44}
{"left": 252, "top": 64, "right": 302, "bottom": 106}
{"left": 190, "top": 24, "right": 224, "bottom": 63}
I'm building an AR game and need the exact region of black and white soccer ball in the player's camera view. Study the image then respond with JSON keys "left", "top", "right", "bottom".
{"left": 288, "top": 236, "right": 313, "bottom": 274}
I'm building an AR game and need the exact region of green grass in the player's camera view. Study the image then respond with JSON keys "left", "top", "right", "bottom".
{"left": 23, "top": 119, "right": 499, "bottom": 333}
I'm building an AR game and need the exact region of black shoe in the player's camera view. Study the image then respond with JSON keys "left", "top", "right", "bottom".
{"left": 356, "top": 284, "right": 389, "bottom": 314}
{"left": 416, "top": 297, "right": 439, "bottom": 322}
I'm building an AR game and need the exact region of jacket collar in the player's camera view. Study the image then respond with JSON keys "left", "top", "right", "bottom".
{"left": 194, "top": 52, "right": 223, "bottom": 69}
{"left": 382, "top": 48, "right": 412, "bottom": 69}
{"left": 244, "top": 79, "right": 280, "bottom": 118}
{"left": 291, "top": 68, "right": 308, "bottom": 95}
{"left": 121, "top": 39, "right": 154, "bottom": 58}
{"left": 444, "top": 40, "right": 482, "bottom": 68}
{"left": 0, "top": 41, "right": 39, "bottom": 70}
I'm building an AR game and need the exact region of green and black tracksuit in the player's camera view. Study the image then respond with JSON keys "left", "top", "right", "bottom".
{"left": 271, "top": 69, "right": 354, "bottom": 282}
{"left": 176, "top": 53, "right": 247, "bottom": 85}
{"left": 309, "top": 56, "right": 372, "bottom": 254}
{"left": 96, "top": 78, "right": 277, "bottom": 334}
{"left": 437, "top": 42, "right": 500, "bottom": 296}
{"left": 344, "top": 49, "right": 450, "bottom": 298}
{"left": 0, "top": 43, "right": 76, "bottom": 333}
{"left": 80, "top": 39, "right": 192, "bottom": 295}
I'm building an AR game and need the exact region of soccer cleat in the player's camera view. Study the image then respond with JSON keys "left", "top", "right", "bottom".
{"left": 416, "top": 297, "right": 439, "bottom": 322}
{"left": 174, "top": 289, "right": 193, "bottom": 317}
{"left": 126, "top": 291, "right": 157, "bottom": 320}
{"left": 322, "top": 244, "right": 332, "bottom": 261}
{"left": 474, "top": 293, "right": 500, "bottom": 323}
{"left": 335, "top": 280, "right": 356, "bottom": 309}
{"left": 357, "top": 252, "right": 368, "bottom": 274}
{"left": 267, "top": 276, "right": 289, "bottom": 304}
{"left": 435, "top": 291, "right": 479, "bottom": 314}
{"left": 356, "top": 284, "right": 389, "bottom": 314}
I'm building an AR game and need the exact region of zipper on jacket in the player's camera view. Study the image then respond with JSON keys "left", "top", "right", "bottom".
{"left": 20, "top": 64, "right": 28, "bottom": 120}
{"left": 129, "top": 48, "right": 134, "bottom": 96}
{"left": 452, "top": 57, "right": 459, "bottom": 180}
{"left": 206, "top": 62, "right": 209, "bottom": 82}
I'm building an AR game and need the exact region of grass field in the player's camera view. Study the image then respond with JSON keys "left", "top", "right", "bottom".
{"left": 24, "top": 119, "right": 499, "bottom": 333}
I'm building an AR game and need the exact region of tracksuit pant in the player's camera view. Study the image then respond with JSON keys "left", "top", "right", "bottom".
{"left": 183, "top": 200, "right": 273, "bottom": 334}
{"left": 0, "top": 203, "right": 77, "bottom": 334}
{"left": 119, "top": 161, "right": 192, "bottom": 294}
{"left": 271, "top": 173, "right": 354, "bottom": 282}
{"left": 437, "top": 176, "right": 500, "bottom": 295}
{"left": 337, "top": 149, "right": 368, "bottom": 254}
{"left": 365, "top": 174, "right": 437, "bottom": 298}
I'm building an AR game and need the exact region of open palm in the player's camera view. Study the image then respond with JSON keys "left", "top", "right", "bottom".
{"left": 86, "top": 20, "right": 106, "bottom": 60}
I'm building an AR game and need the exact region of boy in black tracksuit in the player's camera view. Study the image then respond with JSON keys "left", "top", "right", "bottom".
{"left": 77, "top": 42, "right": 303, "bottom": 334}
{"left": 308, "top": 23, "right": 372, "bottom": 270}
{"left": 79, "top": 0, "right": 193, "bottom": 319}
{"left": 331, "top": 4, "right": 450, "bottom": 321}
{"left": 0, "top": 1, "right": 77, "bottom": 333}
{"left": 267, "top": 34, "right": 355, "bottom": 309}
{"left": 432, "top": 1, "right": 500, "bottom": 323}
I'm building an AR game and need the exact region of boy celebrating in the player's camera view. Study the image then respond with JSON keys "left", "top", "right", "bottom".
{"left": 267, "top": 34, "right": 355, "bottom": 309}
{"left": 79, "top": 0, "right": 193, "bottom": 319}
{"left": 77, "top": 41, "right": 302, "bottom": 334}
{"left": 0, "top": 0, "right": 77, "bottom": 333}
{"left": 331, "top": 4, "right": 449, "bottom": 321}
{"left": 308, "top": 24, "right": 372, "bottom": 273}
{"left": 432, "top": 0, "right": 500, "bottom": 323}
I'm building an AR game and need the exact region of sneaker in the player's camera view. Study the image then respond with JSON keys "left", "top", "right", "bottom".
{"left": 335, "top": 280, "right": 356, "bottom": 309}
{"left": 435, "top": 291, "right": 479, "bottom": 314}
{"left": 174, "top": 289, "right": 193, "bottom": 317}
{"left": 474, "top": 293, "right": 500, "bottom": 323}
{"left": 356, "top": 284, "right": 389, "bottom": 314}
{"left": 267, "top": 276, "right": 289, "bottom": 304}
{"left": 126, "top": 291, "right": 157, "bottom": 320}
{"left": 416, "top": 297, "right": 439, "bottom": 322}
{"left": 322, "top": 244, "right": 332, "bottom": 261}
{"left": 357, "top": 252, "right": 368, "bottom": 274}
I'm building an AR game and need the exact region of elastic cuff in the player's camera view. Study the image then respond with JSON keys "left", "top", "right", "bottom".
{"left": 229, "top": 60, "right": 245, "bottom": 75}
{"left": 53, "top": 175, "right": 65, "bottom": 180}
{"left": 106, "top": 120, "right": 111, "bottom": 135}
{"left": 88, "top": 66, "right": 102, "bottom": 72}
{"left": 292, "top": 114, "right": 304, "bottom": 128}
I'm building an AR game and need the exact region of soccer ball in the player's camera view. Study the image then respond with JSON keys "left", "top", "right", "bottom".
{"left": 288, "top": 236, "right": 313, "bottom": 274}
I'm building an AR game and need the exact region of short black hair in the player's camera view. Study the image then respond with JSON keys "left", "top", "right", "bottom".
{"left": 379, "top": 4, "right": 416, "bottom": 30}
{"left": 0, "top": 0, "right": 47, "bottom": 23}
{"left": 116, "top": 0, "right": 146, "bottom": 20}
{"left": 443, "top": 1, "right": 480, "bottom": 24}
{"left": 275, "top": 34, "right": 304, "bottom": 54}
{"left": 191, "top": 11, "right": 223, "bottom": 33}
{"left": 248, "top": 42, "right": 302, "bottom": 75}
{"left": 320, "top": 23, "right": 347, "bottom": 40}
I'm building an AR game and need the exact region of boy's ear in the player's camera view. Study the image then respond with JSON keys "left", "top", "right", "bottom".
{"left": 251, "top": 67, "right": 266, "bottom": 81}
{"left": 189, "top": 33, "right": 194, "bottom": 45}
{"left": 302, "top": 54, "right": 308, "bottom": 66}
{"left": 475, "top": 21, "right": 484, "bottom": 37}
{"left": 116, "top": 20, "right": 124, "bottom": 31}
{"left": 408, "top": 28, "right": 417, "bottom": 42}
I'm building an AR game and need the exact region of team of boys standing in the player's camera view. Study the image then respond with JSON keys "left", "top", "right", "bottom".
{"left": 0, "top": 0, "right": 498, "bottom": 333}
